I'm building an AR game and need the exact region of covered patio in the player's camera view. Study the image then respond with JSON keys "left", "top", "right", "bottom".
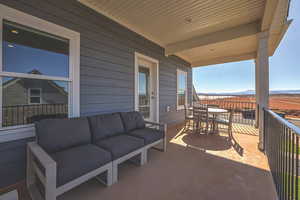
{"left": 9, "top": 123, "right": 277, "bottom": 200}
{"left": 0, "top": 1, "right": 293, "bottom": 200}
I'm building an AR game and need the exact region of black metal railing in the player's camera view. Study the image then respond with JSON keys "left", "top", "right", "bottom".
{"left": 264, "top": 108, "right": 300, "bottom": 200}
{"left": 2, "top": 104, "right": 68, "bottom": 127}
{"left": 198, "top": 98, "right": 256, "bottom": 126}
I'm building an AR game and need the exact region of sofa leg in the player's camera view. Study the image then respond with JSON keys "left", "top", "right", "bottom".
{"left": 45, "top": 163, "right": 57, "bottom": 200}
{"left": 112, "top": 162, "right": 118, "bottom": 184}
{"left": 163, "top": 124, "right": 167, "bottom": 152}
{"left": 163, "top": 137, "right": 167, "bottom": 152}
{"left": 26, "top": 147, "right": 35, "bottom": 189}
{"left": 141, "top": 149, "right": 147, "bottom": 165}
{"left": 106, "top": 166, "right": 113, "bottom": 186}
{"left": 27, "top": 147, "right": 41, "bottom": 200}
{"left": 95, "top": 165, "right": 113, "bottom": 186}
{"left": 45, "top": 185, "right": 56, "bottom": 200}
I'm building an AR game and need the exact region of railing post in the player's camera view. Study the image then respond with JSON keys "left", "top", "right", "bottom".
{"left": 258, "top": 106, "right": 266, "bottom": 151}
{"left": 255, "top": 104, "right": 259, "bottom": 128}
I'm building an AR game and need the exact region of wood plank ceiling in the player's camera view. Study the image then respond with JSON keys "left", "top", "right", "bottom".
{"left": 79, "top": 0, "right": 291, "bottom": 67}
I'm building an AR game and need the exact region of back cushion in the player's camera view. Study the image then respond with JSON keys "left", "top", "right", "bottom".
{"left": 35, "top": 117, "right": 91, "bottom": 153}
{"left": 120, "top": 111, "right": 145, "bottom": 132}
{"left": 88, "top": 113, "right": 125, "bottom": 142}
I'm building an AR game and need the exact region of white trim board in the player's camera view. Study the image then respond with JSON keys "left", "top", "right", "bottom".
{"left": 134, "top": 52, "right": 159, "bottom": 123}
{"left": 176, "top": 69, "right": 188, "bottom": 111}
{"left": 0, "top": 4, "right": 80, "bottom": 143}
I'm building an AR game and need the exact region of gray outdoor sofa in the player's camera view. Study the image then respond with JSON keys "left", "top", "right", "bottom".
{"left": 27, "top": 111, "right": 167, "bottom": 200}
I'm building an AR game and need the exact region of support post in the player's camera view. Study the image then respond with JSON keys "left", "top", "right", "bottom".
{"left": 255, "top": 31, "right": 269, "bottom": 151}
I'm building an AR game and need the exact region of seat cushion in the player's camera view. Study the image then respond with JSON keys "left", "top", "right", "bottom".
{"left": 35, "top": 117, "right": 91, "bottom": 153}
{"left": 128, "top": 128, "right": 164, "bottom": 145}
{"left": 95, "top": 135, "right": 144, "bottom": 160}
{"left": 120, "top": 111, "right": 145, "bottom": 132}
{"left": 88, "top": 113, "right": 125, "bottom": 142}
{"left": 51, "top": 144, "right": 112, "bottom": 187}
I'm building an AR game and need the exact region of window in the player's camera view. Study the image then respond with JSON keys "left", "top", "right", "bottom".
{"left": 138, "top": 66, "right": 150, "bottom": 119}
{"left": 0, "top": 4, "right": 79, "bottom": 137}
{"left": 28, "top": 88, "right": 42, "bottom": 104}
{"left": 177, "top": 69, "right": 187, "bottom": 110}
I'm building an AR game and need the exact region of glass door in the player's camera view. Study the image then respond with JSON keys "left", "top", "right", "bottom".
{"left": 138, "top": 66, "right": 151, "bottom": 120}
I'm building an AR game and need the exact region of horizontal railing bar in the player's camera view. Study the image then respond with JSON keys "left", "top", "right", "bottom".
{"left": 265, "top": 108, "right": 300, "bottom": 136}
{"left": 3, "top": 103, "right": 66, "bottom": 108}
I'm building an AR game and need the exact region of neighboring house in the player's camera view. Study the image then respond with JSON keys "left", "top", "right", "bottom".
{"left": 3, "top": 70, "right": 68, "bottom": 106}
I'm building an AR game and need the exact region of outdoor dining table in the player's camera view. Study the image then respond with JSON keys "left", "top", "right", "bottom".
{"left": 189, "top": 106, "right": 228, "bottom": 133}
{"left": 207, "top": 108, "right": 228, "bottom": 133}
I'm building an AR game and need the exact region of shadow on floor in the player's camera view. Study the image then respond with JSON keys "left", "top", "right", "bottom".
{"left": 181, "top": 133, "right": 232, "bottom": 151}
{"left": 176, "top": 124, "right": 244, "bottom": 156}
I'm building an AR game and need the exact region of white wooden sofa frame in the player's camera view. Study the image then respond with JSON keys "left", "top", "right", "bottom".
{"left": 26, "top": 120, "right": 167, "bottom": 199}
{"left": 143, "top": 121, "right": 167, "bottom": 162}
{"left": 111, "top": 121, "right": 167, "bottom": 183}
{"left": 26, "top": 142, "right": 113, "bottom": 200}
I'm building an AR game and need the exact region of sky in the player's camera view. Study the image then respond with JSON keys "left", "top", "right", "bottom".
{"left": 3, "top": 41, "right": 69, "bottom": 91}
{"left": 3, "top": 20, "right": 70, "bottom": 92}
{"left": 193, "top": 0, "right": 300, "bottom": 94}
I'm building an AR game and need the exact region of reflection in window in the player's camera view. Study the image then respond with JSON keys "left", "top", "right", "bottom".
{"left": 3, "top": 20, "right": 69, "bottom": 77}
{"left": 139, "top": 67, "right": 150, "bottom": 118}
{"left": 2, "top": 77, "right": 68, "bottom": 127}
{"left": 28, "top": 88, "right": 42, "bottom": 104}
{"left": 177, "top": 70, "right": 187, "bottom": 108}
{"left": 1, "top": 20, "right": 70, "bottom": 127}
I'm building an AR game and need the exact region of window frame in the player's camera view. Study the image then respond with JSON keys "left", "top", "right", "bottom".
{"left": 0, "top": 4, "right": 80, "bottom": 142}
{"left": 28, "top": 88, "right": 42, "bottom": 104}
{"left": 176, "top": 69, "right": 188, "bottom": 110}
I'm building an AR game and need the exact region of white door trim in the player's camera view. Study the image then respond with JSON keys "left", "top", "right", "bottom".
{"left": 134, "top": 52, "right": 159, "bottom": 122}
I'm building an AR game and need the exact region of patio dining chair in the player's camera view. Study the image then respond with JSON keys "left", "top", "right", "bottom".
{"left": 215, "top": 109, "right": 234, "bottom": 138}
{"left": 184, "top": 105, "right": 195, "bottom": 131}
{"left": 193, "top": 105, "right": 213, "bottom": 134}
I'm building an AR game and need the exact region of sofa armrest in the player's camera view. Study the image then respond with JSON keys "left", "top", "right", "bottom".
{"left": 144, "top": 121, "right": 167, "bottom": 152}
{"left": 144, "top": 121, "right": 164, "bottom": 126}
{"left": 144, "top": 121, "right": 165, "bottom": 131}
{"left": 28, "top": 142, "right": 56, "bottom": 168}
{"left": 27, "top": 142, "right": 56, "bottom": 191}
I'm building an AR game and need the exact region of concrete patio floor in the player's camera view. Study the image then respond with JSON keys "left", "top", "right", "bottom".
{"left": 13, "top": 123, "right": 277, "bottom": 200}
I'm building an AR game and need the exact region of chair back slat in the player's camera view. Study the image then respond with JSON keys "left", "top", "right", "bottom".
{"left": 207, "top": 104, "right": 219, "bottom": 108}
{"left": 228, "top": 109, "right": 234, "bottom": 126}
{"left": 193, "top": 104, "right": 208, "bottom": 122}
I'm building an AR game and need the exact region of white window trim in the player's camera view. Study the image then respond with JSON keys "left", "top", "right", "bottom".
{"left": 28, "top": 88, "right": 42, "bottom": 104}
{"left": 0, "top": 4, "right": 80, "bottom": 143}
{"left": 176, "top": 69, "right": 188, "bottom": 111}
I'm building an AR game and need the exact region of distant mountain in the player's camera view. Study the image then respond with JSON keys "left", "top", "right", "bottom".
{"left": 198, "top": 90, "right": 300, "bottom": 96}
{"left": 269, "top": 90, "right": 300, "bottom": 94}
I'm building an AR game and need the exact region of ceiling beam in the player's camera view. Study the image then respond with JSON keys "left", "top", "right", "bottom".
{"left": 191, "top": 52, "right": 256, "bottom": 67}
{"left": 165, "top": 21, "right": 260, "bottom": 56}
{"left": 261, "top": 0, "right": 280, "bottom": 31}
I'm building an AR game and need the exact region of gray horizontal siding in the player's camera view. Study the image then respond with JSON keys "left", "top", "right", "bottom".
{"left": 0, "top": 0, "right": 192, "bottom": 188}
{"left": 0, "top": 137, "right": 34, "bottom": 188}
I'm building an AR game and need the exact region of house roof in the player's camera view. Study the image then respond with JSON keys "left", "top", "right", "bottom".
{"left": 79, "top": 0, "right": 291, "bottom": 67}
{"left": 3, "top": 69, "right": 68, "bottom": 96}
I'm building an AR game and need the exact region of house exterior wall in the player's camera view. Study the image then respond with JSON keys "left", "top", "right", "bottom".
{"left": 0, "top": 0, "right": 192, "bottom": 188}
